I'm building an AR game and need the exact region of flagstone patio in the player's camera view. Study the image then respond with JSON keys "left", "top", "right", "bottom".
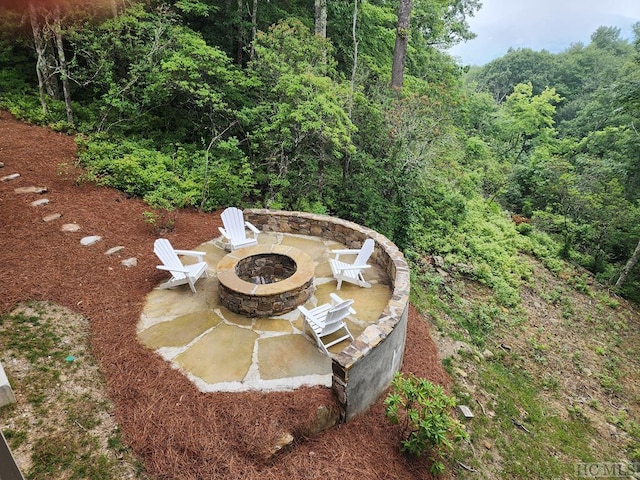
{"left": 137, "top": 232, "right": 392, "bottom": 392}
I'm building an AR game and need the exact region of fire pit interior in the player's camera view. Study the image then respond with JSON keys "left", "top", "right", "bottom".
{"left": 217, "top": 245, "right": 315, "bottom": 317}
{"left": 236, "top": 253, "right": 296, "bottom": 284}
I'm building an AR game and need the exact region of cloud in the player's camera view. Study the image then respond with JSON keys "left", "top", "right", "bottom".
{"left": 449, "top": 0, "right": 640, "bottom": 65}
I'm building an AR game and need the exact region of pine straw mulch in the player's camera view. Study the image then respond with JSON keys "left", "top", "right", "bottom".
{"left": 0, "top": 111, "right": 451, "bottom": 480}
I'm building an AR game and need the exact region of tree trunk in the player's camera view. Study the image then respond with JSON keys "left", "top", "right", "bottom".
{"left": 236, "top": 0, "right": 244, "bottom": 65}
{"left": 249, "top": 0, "right": 258, "bottom": 61}
{"left": 53, "top": 5, "right": 74, "bottom": 125}
{"left": 391, "top": 0, "right": 412, "bottom": 90}
{"left": 615, "top": 238, "right": 640, "bottom": 288}
{"left": 29, "top": 2, "right": 48, "bottom": 115}
{"left": 348, "top": 0, "right": 358, "bottom": 120}
{"left": 314, "top": 0, "right": 327, "bottom": 38}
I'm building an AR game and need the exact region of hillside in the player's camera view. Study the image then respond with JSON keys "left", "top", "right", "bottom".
{"left": 1, "top": 111, "right": 639, "bottom": 479}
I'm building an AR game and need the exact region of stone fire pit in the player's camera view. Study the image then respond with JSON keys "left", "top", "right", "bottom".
{"left": 216, "top": 244, "right": 315, "bottom": 317}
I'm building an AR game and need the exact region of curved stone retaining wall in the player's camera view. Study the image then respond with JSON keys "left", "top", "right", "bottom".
{"left": 244, "top": 209, "right": 410, "bottom": 422}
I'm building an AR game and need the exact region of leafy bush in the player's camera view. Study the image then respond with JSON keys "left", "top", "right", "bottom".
{"left": 384, "top": 373, "right": 468, "bottom": 475}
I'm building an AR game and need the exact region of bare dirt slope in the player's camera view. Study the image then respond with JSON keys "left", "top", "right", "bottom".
{"left": 0, "top": 111, "right": 449, "bottom": 480}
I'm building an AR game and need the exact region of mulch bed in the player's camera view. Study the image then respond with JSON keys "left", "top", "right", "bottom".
{"left": 0, "top": 111, "right": 451, "bottom": 479}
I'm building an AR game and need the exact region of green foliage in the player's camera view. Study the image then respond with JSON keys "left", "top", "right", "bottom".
{"left": 385, "top": 373, "right": 468, "bottom": 474}
{"left": 77, "top": 136, "right": 254, "bottom": 211}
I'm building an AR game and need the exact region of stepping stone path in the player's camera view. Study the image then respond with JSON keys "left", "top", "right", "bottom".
{"left": 3, "top": 163, "right": 138, "bottom": 269}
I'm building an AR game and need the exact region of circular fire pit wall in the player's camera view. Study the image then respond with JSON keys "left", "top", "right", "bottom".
{"left": 217, "top": 245, "right": 315, "bottom": 317}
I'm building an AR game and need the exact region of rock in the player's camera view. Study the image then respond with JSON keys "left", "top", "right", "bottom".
{"left": 455, "top": 341, "right": 473, "bottom": 354}
{"left": 1, "top": 173, "right": 20, "bottom": 182}
{"left": 433, "top": 255, "right": 445, "bottom": 268}
{"left": 458, "top": 405, "right": 474, "bottom": 418}
{"left": 453, "top": 367, "right": 468, "bottom": 378}
{"left": 482, "top": 349, "right": 494, "bottom": 360}
{"left": 30, "top": 198, "right": 50, "bottom": 207}
{"left": 43, "top": 213, "right": 62, "bottom": 222}
{"left": 105, "top": 246, "right": 125, "bottom": 256}
{"left": 304, "top": 405, "right": 340, "bottom": 436}
{"left": 121, "top": 257, "right": 137, "bottom": 268}
{"left": 268, "top": 432, "right": 294, "bottom": 459}
{"left": 0, "top": 162, "right": 4, "bottom": 168}
{"left": 482, "top": 440, "right": 493, "bottom": 450}
{"left": 15, "top": 186, "right": 47, "bottom": 194}
{"left": 61, "top": 223, "right": 81, "bottom": 232}
{"left": 80, "top": 235, "right": 102, "bottom": 246}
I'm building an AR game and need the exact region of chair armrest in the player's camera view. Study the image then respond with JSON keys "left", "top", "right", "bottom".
{"left": 245, "top": 221, "right": 260, "bottom": 235}
{"left": 174, "top": 250, "right": 205, "bottom": 262}
{"left": 157, "top": 265, "right": 189, "bottom": 274}
{"left": 336, "top": 264, "right": 371, "bottom": 271}
{"left": 332, "top": 249, "right": 360, "bottom": 255}
{"left": 218, "top": 227, "right": 230, "bottom": 240}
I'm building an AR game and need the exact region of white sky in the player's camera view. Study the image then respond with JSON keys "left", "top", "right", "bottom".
{"left": 448, "top": 0, "right": 640, "bottom": 65}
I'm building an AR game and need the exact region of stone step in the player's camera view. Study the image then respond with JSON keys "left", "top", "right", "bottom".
{"left": 80, "top": 235, "right": 102, "bottom": 246}
{"left": 61, "top": 223, "right": 81, "bottom": 232}
{"left": 15, "top": 186, "right": 47, "bottom": 194}
{"left": 1, "top": 173, "right": 19, "bottom": 182}
{"left": 30, "top": 198, "right": 50, "bottom": 207}
{"left": 43, "top": 213, "right": 62, "bottom": 222}
{"left": 105, "top": 246, "right": 125, "bottom": 256}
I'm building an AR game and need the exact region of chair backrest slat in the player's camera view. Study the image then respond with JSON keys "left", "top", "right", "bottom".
{"left": 154, "top": 239, "right": 183, "bottom": 272}
{"left": 354, "top": 238, "right": 374, "bottom": 267}
{"left": 221, "top": 207, "right": 247, "bottom": 241}
{"left": 323, "top": 300, "right": 354, "bottom": 332}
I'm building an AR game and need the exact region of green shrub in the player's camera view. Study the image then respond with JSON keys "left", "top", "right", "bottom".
{"left": 384, "top": 373, "right": 468, "bottom": 475}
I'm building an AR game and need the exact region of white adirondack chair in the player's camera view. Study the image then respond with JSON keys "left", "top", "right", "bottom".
{"left": 154, "top": 238, "right": 209, "bottom": 293}
{"left": 298, "top": 293, "right": 356, "bottom": 354}
{"left": 218, "top": 207, "right": 260, "bottom": 250}
{"left": 329, "top": 238, "right": 374, "bottom": 290}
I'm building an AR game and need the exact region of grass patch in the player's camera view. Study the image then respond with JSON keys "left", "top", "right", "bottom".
{"left": 0, "top": 302, "right": 147, "bottom": 480}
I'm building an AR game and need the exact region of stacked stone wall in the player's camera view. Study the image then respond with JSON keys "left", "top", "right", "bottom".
{"left": 244, "top": 209, "right": 410, "bottom": 421}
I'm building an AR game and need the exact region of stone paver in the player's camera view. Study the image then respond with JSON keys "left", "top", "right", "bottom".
{"left": 175, "top": 323, "right": 258, "bottom": 385}
{"left": 80, "top": 235, "right": 102, "bottom": 246}
{"left": 31, "top": 198, "right": 50, "bottom": 207}
{"left": 14, "top": 186, "right": 47, "bottom": 194}
{"left": 121, "top": 257, "right": 137, "bottom": 268}
{"left": 61, "top": 223, "right": 81, "bottom": 232}
{"left": 105, "top": 246, "right": 124, "bottom": 255}
{"left": 1, "top": 173, "right": 20, "bottom": 182}
{"left": 43, "top": 213, "right": 62, "bottom": 222}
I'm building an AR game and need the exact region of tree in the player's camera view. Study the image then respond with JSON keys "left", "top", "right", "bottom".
{"left": 616, "top": 238, "right": 640, "bottom": 288}
{"left": 391, "top": 0, "right": 412, "bottom": 90}
{"left": 242, "top": 19, "right": 356, "bottom": 207}
{"left": 495, "top": 82, "right": 561, "bottom": 162}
